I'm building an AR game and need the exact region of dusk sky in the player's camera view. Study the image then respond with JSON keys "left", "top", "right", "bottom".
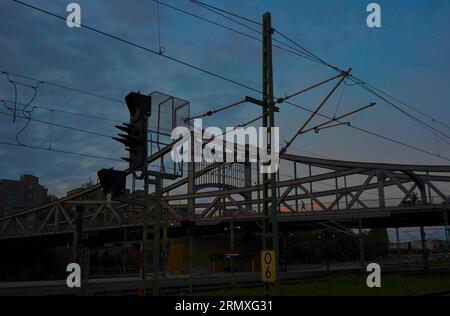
{"left": 0, "top": 0, "right": 449, "bottom": 198}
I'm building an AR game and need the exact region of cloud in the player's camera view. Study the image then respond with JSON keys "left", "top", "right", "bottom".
{"left": 0, "top": 0, "right": 449, "bottom": 199}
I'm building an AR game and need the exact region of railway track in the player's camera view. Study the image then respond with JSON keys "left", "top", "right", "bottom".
{"left": 0, "top": 264, "right": 448, "bottom": 296}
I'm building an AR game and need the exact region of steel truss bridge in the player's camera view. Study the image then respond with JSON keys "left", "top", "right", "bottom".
{"left": 1, "top": 143, "right": 450, "bottom": 245}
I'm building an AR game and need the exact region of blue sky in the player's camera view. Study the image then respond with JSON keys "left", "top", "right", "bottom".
{"left": 0, "top": 0, "right": 449, "bottom": 200}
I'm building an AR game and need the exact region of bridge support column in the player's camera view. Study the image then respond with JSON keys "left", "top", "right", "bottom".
{"left": 244, "top": 161, "right": 252, "bottom": 211}
{"left": 152, "top": 174, "right": 162, "bottom": 297}
{"left": 377, "top": 171, "right": 385, "bottom": 209}
{"left": 444, "top": 210, "right": 450, "bottom": 271}
{"left": 358, "top": 212, "right": 365, "bottom": 277}
{"left": 72, "top": 204, "right": 86, "bottom": 296}
{"left": 309, "top": 165, "right": 313, "bottom": 211}
{"left": 294, "top": 162, "right": 299, "bottom": 212}
{"left": 420, "top": 226, "right": 429, "bottom": 271}
{"left": 426, "top": 172, "right": 432, "bottom": 204}
{"left": 335, "top": 176, "right": 339, "bottom": 211}
{"left": 162, "top": 211, "right": 168, "bottom": 278}
{"left": 188, "top": 132, "right": 195, "bottom": 215}
{"left": 122, "top": 228, "right": 127, "bottom": 275}
{"left": 230, "top": 221, "right": 235, "bottom": 276}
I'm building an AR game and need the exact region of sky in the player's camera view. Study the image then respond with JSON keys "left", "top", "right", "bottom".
{"left": 0, "top": 0, "right": 449, "bottom": 202}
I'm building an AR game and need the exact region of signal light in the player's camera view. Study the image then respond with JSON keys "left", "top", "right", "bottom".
{"left": 97, "top": 169, "right": 127, "bottom": 197}
{"left": 113, "top": 92, "right": 151, "bottom": 170}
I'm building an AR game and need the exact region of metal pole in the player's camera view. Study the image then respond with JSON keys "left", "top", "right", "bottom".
{"left": 377, "top": 171, "right": 385, "bottom": 209}
{"left": 123, "top": 227, "right": 127, "bottom": 275}
{"left": 222, "top": 166, "right": 226, "bottom": 216}
{"left": 230, "top": 221, "right": 235, "bottom": 277}
{"left": 426, "top": 171, "right": 432, "bottom": 204}
{"left": 335, "top": 176, "right": 339, "bottom": 211}
{"left": 262, "top": 11, "right": 280, "bottom": 293}
{"left": 188, "top": 132, "right": 195, "bottom": 215}
{"left": 344, "top": 176, "right": 348, "bottom": 207}
{"left": 73, "top": 205, "right": 84, "bottom": 296}
{"left": 140, "top": 106, "right": 151, "bottom": 295}
{"left": 132, "top": 174, "right": 136, "bottom": 224}
{"left": 443, "top": 210, "right": 450, "bottom": 271}
{"left": 141, "top": 169, "right": 149, "bottom": 296}
{"left": 82, "top": 245, "right": 90, "bottom": 296}
{"left": 294, "top": 162, "right": 299, "bottom": 212}
{"left": 325, "top": 233, "right": 330, "bottom": 274}
{"left": 162, "top": 210, "right": 168, "bottom": 278}
{"left": 153, "top": 174, "right": 162, "bottom": 296}
{"left": 309, "top": 165, "right": 313, "bottom": 211}
{"left": 261, "top": 12, "right": 269, "bottom": 293}
{"left": 420, "top": 226, "right": 429, "bottom": 271}
{"left": 257, "top": 161, "right": 261, "bottom": 214}
{"left": 189, "top": 228, "right": 193, "bottom": 296}
{"left": 358, "top": 212, "right": 365, "bottom": 276}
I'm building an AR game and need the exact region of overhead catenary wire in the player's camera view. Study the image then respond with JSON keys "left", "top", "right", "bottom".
{"left": 155, "top": 0, "right": 164, "bottom": 54}
{"left": 334, "top": 79, "right": 346, "bottom": 117}
{"left": 49, "top": 108, "right": 54, "bottom": 149}
{"left": 159, "top": 0, "right": 450, "bottom": 143}
{"left": 179, "top": 0, "right": 320, "bottom": 63}
{"left": 4, "top": 76, "right": 43, "bottom": 145}
{"left": 276, "top": 72, "right": 345, "bottom": 104}
{"left": 1, "top": 99, "right": 123, "bottom": 123}
{"left": 5, "top": 72, "right": 18, "bottom": 122}
{"left": 10, "top": 0, "right": 450, "bottom": 162}
{"left": 0, "top": 70, "right": 172, "bottom": 115}
{"left": 190, "top": 0, "right": 262, "bottom": 26}
{"left": 0, "top": 107, "right": 267, "bottom": 168}
{"left": 283, "top": 97, "right": 450, "bottom": 161}
{"left": 354, "top": 78, "right": 450, "bottom": 131}
{"left": 432, "top": 119, "right": 441, "bottom": 157}
{"left": 270, "top": 30, "right": 450, "bottom": 141}
{"left": 348, "top": 76, "right": 450, "bottom": 142}
{"left": 0, "top": 108, "right": 171, "bottom": 150}
{"left": 158, "top": 1, "right": 450, "bottom": 161}
{"left": 281, "top": 69, "right": 351, "bottom": 153}
{"left": 265, "top": 25, "right": 450, "bottom": 137}
{"left": 0, "top": 139, "right": 122, "bottom": 162}
{"left": 0, "top": 110, "right": 114, "bottom": 139}
{"left": 151, "top": 0, "right": 319, "bottom": 63}
{"left": 10, "top": 0, "right": 261, "bottom": 95}
{"left": 0, "top": 138, "right": 175, "bottom": 170}
{"left": 189, "top": 0, "right": 334, "bottom": 69}
{"left": 1, "top": 70, "right": 122, "bottom": 104}
{"left": 184, "top": 98, "right": 247, "bottom": 122}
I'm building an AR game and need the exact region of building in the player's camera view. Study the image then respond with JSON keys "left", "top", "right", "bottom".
{"left": 0, "top": 174, "right": 48, "bottom": 216}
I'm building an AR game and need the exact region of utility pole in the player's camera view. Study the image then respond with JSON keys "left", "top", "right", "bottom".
{"left": 151, "top": 173, "right": 162, "bottom": 296}
{"left": 141, "top": 167, "right": 149, "bottom": 296}
{"left": 261, "top": 12, "right": 280, "bottom": 293}
{"left": 112, "top": 92, "right": 151, "bottom": 296}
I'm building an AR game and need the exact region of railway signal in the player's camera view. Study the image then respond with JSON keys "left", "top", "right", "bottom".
{"left": 113, "top": 92, "right": 151, "bottom": 171}
{"left": 97, "top": 169, "right": 127, "bottom": 197}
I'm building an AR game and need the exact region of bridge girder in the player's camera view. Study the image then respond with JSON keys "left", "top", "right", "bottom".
{"left": 1, "top": 153, "right": 449, "bottom": 241}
